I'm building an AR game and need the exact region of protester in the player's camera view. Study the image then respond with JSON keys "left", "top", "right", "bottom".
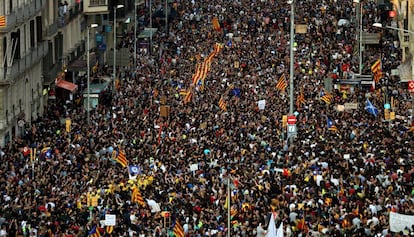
{"left": 0, "top": 0, "right": 413, "bottom": 237}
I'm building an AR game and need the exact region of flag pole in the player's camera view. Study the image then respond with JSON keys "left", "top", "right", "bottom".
{"left": 227, "top": 177, "right": 231, "bottom": 237}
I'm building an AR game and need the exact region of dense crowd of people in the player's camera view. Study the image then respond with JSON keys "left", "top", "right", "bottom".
{"left": 1, "top": 0, "right": 414, "bottom": 236}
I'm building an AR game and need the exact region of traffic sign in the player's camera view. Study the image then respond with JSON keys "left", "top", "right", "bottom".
{"left": 408, "top": 80, "right": 414, "bottom": 93}
{"left": 287, "top": 124, "right": 297, "bottom": 138}
{"left": 287, "top": 115, "right": 296, "bottom": 125}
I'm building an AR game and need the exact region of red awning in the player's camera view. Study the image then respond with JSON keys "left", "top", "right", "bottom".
{"left": 56, "top": 80, "right": 78, "bottom": 92}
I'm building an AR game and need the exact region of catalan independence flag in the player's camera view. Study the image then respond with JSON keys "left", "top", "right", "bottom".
{"left": 230, "top": 207, "right": 238, "bottom": 220}
{"left": 112, "top": 148, "right": 128, "bottom": 168}
{"left": 179, "top": 89, "right": 188, "bottom": 96}
{"left": 40, "top": 147, "right": 52, "bottom": 159}
{"left": 371, "top": 58, "right": 382, "bottom": 84}
{"left": 327, "top": 117, "right": 339, "bottom": 133}
{"left": 191, "top": 63, "right": 202, "bottom": 85}
{"left": 320, "top": 88, "right": 333, "bottom": 104}
{"left": 88, "top": 226, "right": 101, "bottom": 237}
{"left": 173, "top": 219, "right": 185, "bottom": 237}
{"left": 212, "top": 16, "right": 221, "bottom": 31}
{"left": 296, "top": 89, "right": 306, "bottom": 108}
{"left": 0, "top": 16, "right": 6, "bottom": 27}
{"left": 183, "top": 90, "right": 193, "bottom": 104}
{"left": 105, "top": 226, "right": 114, "bottom": 234}
{"left": 371, "top": 58, "right": 381, "bottom": 74}
{"left": 131, "top": 186, "right": 146, "bottom": 207}
{"left": 275, "top": 74, "right": 287, "bottom": 91}
{"left": 373, "top": 71, "right": 382, "bottom": 84}
{"left": 218, "top": 96, "right": 227, "bottom": 111}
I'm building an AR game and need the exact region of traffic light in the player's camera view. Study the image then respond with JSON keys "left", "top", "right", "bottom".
{"left": 388, "top": 10, "right": 396, "bottom": 18}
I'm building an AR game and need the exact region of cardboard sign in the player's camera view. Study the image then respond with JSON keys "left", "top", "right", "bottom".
{"left": 258, "top": 100, "right": 266, "bottom": 110}
{"left": 160, "top": 106, "right": 170, "bottom": 117}
{"left": 105, "top": 214, "right": 116, "bottom": 226}
{"left": 295, "top": 24, "right": 308, "bottom": 34}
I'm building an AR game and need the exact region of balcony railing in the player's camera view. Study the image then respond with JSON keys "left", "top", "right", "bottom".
{"left": 8, "top": 41, "right": 48, "bottom": 82}
{"left": 84, "top": 0, "right": 108, "bottom": 13}
{"left": 90, "top": 0, "right": 107, "bottom": 6}
{"left": 44, "top": 20, "right": 60, "bottom": 38}
{"left": 0, "top": 0, "right": 45, "bottom": 33}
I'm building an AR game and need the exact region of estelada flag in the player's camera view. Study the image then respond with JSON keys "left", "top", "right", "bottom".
{"left": 105, "top": 226, "right": 114, "bottom": 234}
{"left": 371, "top": 58, "right": 381, "bottom": 74}
{"left": 212, "top": 17, "right": 221, "bottom": 31}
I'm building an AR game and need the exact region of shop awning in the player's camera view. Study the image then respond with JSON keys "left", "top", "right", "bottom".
{"left": 56, "top": 79, "right": 78, "bottom": 92}
{"left": 138, "top": 28, "right": 158, "bottom": 39}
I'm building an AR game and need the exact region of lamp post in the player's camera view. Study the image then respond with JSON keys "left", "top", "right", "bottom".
{"left": 149, "top": 0, "right": 153, "bottom": 54}
{"left": 285, "top": 0, "right": 296, "bottom": 146}
{"left": 373, "top": 23, "right": 414, "bottom": 123}
{"left": 165, "top": 0, "right": 168, "bottom": 33}
{"left": 353, "top": 0, "right": 363, "bottom": 74}
{"left": 87, "top": 23, "right": 99, "bottom": 124}
{"left": 134, "top": 1, "right": 138, "bottom": 70}
{"left": 288, "top": 0, "right": 294, "bottom": 115}
{"left": 373, "top": 23, "right": 414, "bottom": 35}
{"left": 114, "top": 4, "right": 124, "bottom": 90}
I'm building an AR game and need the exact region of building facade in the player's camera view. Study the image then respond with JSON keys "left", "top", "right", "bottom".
{"left": 0, "top": 0, "right": 48, "bottom": 146}
{"left": 0, "top": 0, "right": 136, "bottom": 147}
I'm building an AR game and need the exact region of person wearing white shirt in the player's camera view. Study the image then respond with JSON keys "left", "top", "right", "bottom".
{"left": 256, "top": 222, "right": 267, "bottom": 237}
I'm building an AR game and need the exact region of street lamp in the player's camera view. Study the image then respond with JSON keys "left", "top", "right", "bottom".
{"left": 114, "top": 4, "right": 124, "bottom": 90}
{"left": 288, "top": 0, "right": 294, "bottom": 115}
{"left": 354, "top": 0, "right": 363, "bottom": 74}
{"left": 373, "top": 22, "right": 414, "bottom": 35}
{"left": 165, "top": 0, "right": 168, "bottom": 33}
{"left": 87, "top": 23, "right": 99, "bottom": 124}
{"left": 134, "top": 1, "right": 138, "bottom": 70}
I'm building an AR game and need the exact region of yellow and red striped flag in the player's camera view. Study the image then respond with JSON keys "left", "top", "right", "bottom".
{"left": 212, "top": 17, "right": 221, "bottom": 31}
{"left": 296, "top": 89, "right": 306, "bottom": 108}
{"left": 320, "top": 89, "right": 333, "bottom": 104}
{"left": 371, "top": 58, "right": 381, "bottom": 74}
{"left": 0, "top": 16, "right": 6, "bottom": 27}
{"left": 374, "top": 71, "right": 382, "bottom": 84}
{"left": 131, "top": 186, "right": 146, "bottom": 207}
{"left": 179, "top": 89, "right": 188, "bottom": 96}
{"left": 173, "top": 219, "right": 185, "bottom": 237}
{"left": 183, "top": 90, "right": 193, "bottom": 104}
{"left": 275, "top": 74, "right": 287, "bottom": 91}
{"left": 230, "top": 207, "right": 238, "bottom": 220}
{"left": 105, "top": 226, "right": 114, "bottom": 234}
{"left": 112, "top": 149, "right": 128, "bottom": 168}
{"left": 191, "top": 63, "right": 202, "bottom": 85}
{"left": 218, "top": 96, "right": 227, "bottom": 111}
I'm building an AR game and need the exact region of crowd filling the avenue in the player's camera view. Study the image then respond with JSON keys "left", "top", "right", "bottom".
{"left": 1, "top": 0, "right": 414, "bottom": 236}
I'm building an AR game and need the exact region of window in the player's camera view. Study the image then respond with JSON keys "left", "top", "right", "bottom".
{"left": 36, "top": 16, "right": 42, "bottom": 42}
{"left": 30, "top": 20, "right": 35, "bottom": 48}
{"left": 11, "top": 30, "right": 20, "bottom": 60}
{"left": 404, "top": 35, "right": 409, "bottom": 42}
{"left": 90, "top": 0, "right": 106, "bottom": 6}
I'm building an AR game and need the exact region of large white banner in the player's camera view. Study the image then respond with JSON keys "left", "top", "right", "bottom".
{"left": 389, "top": 212, "right": 414, "bottom": 233}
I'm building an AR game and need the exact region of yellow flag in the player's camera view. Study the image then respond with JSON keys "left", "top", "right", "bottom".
{"left": 224, "top": 195, "right": 229, "bottom": 209}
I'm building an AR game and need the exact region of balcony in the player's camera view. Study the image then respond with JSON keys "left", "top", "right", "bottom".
{"left": 43, "top": 61, "right": 62, "bottom": 85}
{"left": 8, "top": 41, "right": 48, "bottom": 82}
{"left": 0, "top": 0, "right": 45, "bottom": 33}
{"left": 83, "top": 0, "right": 108, "bottom": 14}
{"left": 43, "top": 20, "right": 60, "bottom": 38}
